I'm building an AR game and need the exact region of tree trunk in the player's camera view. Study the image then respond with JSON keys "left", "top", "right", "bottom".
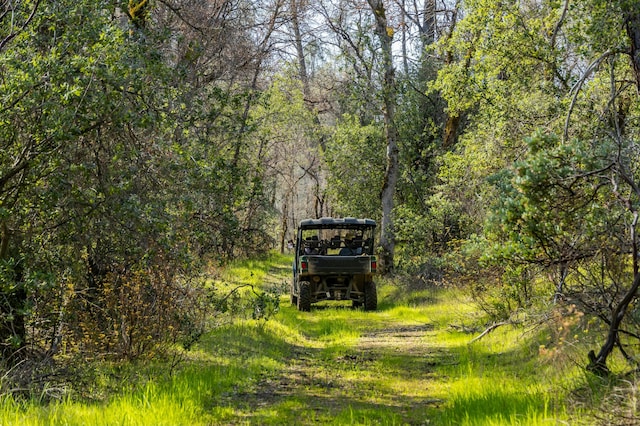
{"left": 400, "top": 0, "right": 408, "bottom": 75}
{"left": 367, "top": 0, "right": 399, "bottom": 273}
{"left": 624, "top": 5, "right": 640, "bottom": 91}
{"left": 422, "top": 0, "right": 436, "bottom": 46}
{"left": 0, "top": 222, "right": 26, "bottom": 362}
{"left": 291, "top": 0, "right": 311, "bottom": 100}
{"left": 441, "top": 2, "right": 463, "bottom": 149}
{"left": 280, "top": 202, "right": 288, "bottom": 254}
{"left": 588, "top": 270, "right": 640, "bottom": 374}
{"left": 443, "top": 114, "right": 460, "bottom": 149}
{"left": 588, "top": 212, "right": 640, "bottom": 374}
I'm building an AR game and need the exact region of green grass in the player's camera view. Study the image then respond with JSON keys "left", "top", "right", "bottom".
{"left": 0, "top": 253, "right": 594, "bottom": 425}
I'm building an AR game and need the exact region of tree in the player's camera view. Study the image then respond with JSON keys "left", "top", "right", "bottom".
{"left": 251, "top": 74, "right": 325, "bottom": 252}
{"left": 289, "top": 0, "right": 312, "bottom": 100}
{"left": 431, "top": 0, "right": 581, "bottom": 260}
{"left": 435, "top": 0, "right": 640, "bottom": 374}
{"left": 0, "top": 0, "right": 43, "bottom": 358}
{"left": 366, "top": 0, "right": 399, "bottom": 272}
{"left": 297, "top": 0, "right": 457, "bottom": 271}
{"left": 0, "top": 0, "right": 285, "bottom": 364}
{"left": 324, "top": 114, "right": 385, "bottom": 218}
{"left": 0, "top": 0, "right": 127, "bottom": 359}
{"left": 391, "top": 0, "right": 462, "bottom": 272}
{"left": 582, "top": 0, "right": 640, "bottom": 373}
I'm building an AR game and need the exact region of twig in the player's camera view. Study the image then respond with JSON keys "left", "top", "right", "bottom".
{"left": 563, "top": 50, "right": 616, "bottom": 142}
{"left": 468, "top": 321, "right": 511, "bottom": 344}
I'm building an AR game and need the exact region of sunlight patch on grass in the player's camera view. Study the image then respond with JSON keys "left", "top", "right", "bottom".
{"left": 433, "top": 378, "right": 564, "bottom": 425}
{"left": 423, "top": 318, "right": 577, "bottom": 425}
{"left": 0, "top": 388, "right": 213, "bottom": 426}
{"left": 282, "top": 305, "right": 366, "bottom": 343}
{"left": 208, "top": 252, "right": 292, "bottom": 295}
{"left": 383, "top": 305, "right": 433, "bottom": 323}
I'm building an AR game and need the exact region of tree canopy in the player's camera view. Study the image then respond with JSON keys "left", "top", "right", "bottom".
{"left": 2, "top": 0, "right": 640, "bottom": 385}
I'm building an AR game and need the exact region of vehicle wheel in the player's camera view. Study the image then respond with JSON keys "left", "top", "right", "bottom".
{"left": 364, "top": 281, "right": 377, "bottom": 311}
{"left": 297, "top": 281, "right": 311, "bottom": 312}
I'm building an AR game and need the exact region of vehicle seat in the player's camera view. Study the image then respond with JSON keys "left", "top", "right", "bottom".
{"left": 330, "top": 235, "right": 341, "bottom": 249}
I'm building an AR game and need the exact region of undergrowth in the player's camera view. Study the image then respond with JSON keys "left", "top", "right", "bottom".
{"left": 0, "top": 252, "right": 628, "bottom": 425}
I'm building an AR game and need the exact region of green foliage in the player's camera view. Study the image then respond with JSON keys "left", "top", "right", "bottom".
{"left": 423, "top": 0, "right": 581, "bottom": 284}
{"left": 394, "top": 74, "right": 444, "bottom": 205}
{"left": 430, "top": 0, "right": 640, "bottom": 374}
{"left": 434, "top": 0, "right": 565, "bottom": 114}
{"left": 250, "top": 73, "right": 325, "bottom": 230}
{"left": 0, "top": 0, "right": 278, "bottom": 367}
{"left": 394, "top": 192, "right": 466, "bottom": 275}
{"left": 485, "top": 133, "right": 619, "bottom": 266}
{"left": 566, "top": 0, "right": 629, "bottom": 58}
{"left": 481, "top": 129, "right": 640, "bottom": 371}
{"left": 323, "top": 114, "right": 385, "bottom": 218}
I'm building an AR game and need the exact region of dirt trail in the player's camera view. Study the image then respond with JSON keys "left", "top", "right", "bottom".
{"left": 229, "top": 314, "right": 448, "bottom": 425}
{"left": 218, "top": 264, "right": 451, "bottom": 423}
{"left": 358, "top": 324, "right": 435, "bottom": 354}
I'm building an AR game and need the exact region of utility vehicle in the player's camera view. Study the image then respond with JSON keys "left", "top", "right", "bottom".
{"left": 291, "top": 217, "right": 377, "bottom": 311}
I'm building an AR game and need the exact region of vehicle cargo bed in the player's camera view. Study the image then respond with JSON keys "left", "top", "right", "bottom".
{"left": 304, "top": 255, "right": 372, "bottom": 274}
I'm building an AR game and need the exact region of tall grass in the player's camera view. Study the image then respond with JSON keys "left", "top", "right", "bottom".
{"left": 419, "top": 292, "right": 580, "bottom": 425}
{"left": 0, "top": 254, "right": 595, "bottom": 425}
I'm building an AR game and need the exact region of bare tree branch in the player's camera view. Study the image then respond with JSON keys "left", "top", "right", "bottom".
{"left": 0, "top": 0, "right": 41, "bottom": 52}
{"left": 563, "top": 50, "right": 616, "bottom": 143}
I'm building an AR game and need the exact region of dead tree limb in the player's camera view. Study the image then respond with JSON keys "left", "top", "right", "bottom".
{"left": 469, "top": 321, "right": 511, "bottom": 344}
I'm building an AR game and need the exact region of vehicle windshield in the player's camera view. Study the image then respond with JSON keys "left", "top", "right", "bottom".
{"left": 298, "top": 227, "right": 375, "bottom": 256}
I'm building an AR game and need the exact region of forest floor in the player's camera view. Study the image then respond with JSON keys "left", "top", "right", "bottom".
{"left": 201, "top": 257, "right": 574, "bottom": 425}
{"left": 223, "top": 313, "right": 443, "bottom": 424}
{"left": 2, "top": 254, "right": 585, "bottom": 425}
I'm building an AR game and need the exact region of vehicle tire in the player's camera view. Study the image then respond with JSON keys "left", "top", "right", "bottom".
{"left": 364, "top": 281, "right": 377, "bottom": 311}
{"left": 297, "top": 281, "right": 311, "bottom": 312}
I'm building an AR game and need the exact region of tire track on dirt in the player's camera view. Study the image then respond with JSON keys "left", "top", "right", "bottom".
{"left": 230, "top": 320, "right": 446, "bottom": 424}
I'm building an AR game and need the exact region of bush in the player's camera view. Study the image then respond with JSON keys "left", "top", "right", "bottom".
{"left": 64, "top": 256, "right": 208, "bottom": 360}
